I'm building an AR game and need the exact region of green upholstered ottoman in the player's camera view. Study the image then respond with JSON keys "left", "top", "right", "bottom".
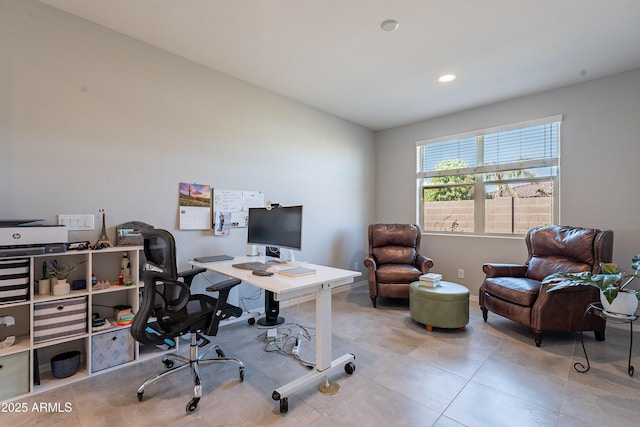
{"left": 409, "top": 281, "right": 469, "bottom": 331}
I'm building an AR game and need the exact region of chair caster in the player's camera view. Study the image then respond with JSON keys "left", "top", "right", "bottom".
{"left": 137, "top": 391, "right": 144, "bottom": 402}
{"left": 344, "top": 362, "right": 356, "bottom": 375}
{"left": 248, "top": 317, "right": 256, "bottom": 325}
{"left": 186, "top": 397, "right": 200, "bottom": 414}
{"left": 162, "top": 356, "right": 174, "bottom": 369}
{"left": 215, "top": 345, "right": 225, "bottom": 358}
{"left": 279, "top": 397, "right": 288, "bottom": 413}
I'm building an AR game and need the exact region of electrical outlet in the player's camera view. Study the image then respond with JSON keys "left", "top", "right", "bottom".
{"left": 458, "top": 269, "right": 465, "bottom": 279}
{"left": 58, "top": 214, "right": 95, "bottom": 231}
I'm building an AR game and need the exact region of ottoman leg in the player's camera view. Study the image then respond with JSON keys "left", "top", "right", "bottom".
{"left": 460, "top": 326, "right": 465, "bottom": 331}
{"left": 426, "top": 325, "right": 433, "bottom": 332}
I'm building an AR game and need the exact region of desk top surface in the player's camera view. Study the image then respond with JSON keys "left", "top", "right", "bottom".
{"left": 191, "top": 256, "right": 361, "bottom": 296}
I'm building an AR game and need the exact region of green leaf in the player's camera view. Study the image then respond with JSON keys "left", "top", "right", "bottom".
{"left": 600, "top": 262, "right": 618, "bottom": 274}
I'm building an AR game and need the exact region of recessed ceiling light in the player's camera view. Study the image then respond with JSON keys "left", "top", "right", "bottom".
{"left": 438, "top": 74, "right": 457, "bottom": 83}
{"left": 381, "top": 19, "right": 399, "bottom": 32}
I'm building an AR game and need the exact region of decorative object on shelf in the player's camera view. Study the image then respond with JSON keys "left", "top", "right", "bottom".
{"left": 93, "top": 208, "right": 113, "bottom": 249}
{"left": 543, "top": 254, "right": 640, "bottom": 316}
{"left": 50, "top": 350, "right": 81, "bottom": 379}
{"left": 48, "top": 260, "right": 83, "bottom": 296}
{"left": 0, "top": 315, "right": 15, "bottom": 349}
{"left": 116, "top": 221, "right": 154, "bottom": 246}
{"left": 38, "top": 260, "right": 50, "bottom": 295}
{"left": 92, "top": 280, "right": 111, "bottom": 290}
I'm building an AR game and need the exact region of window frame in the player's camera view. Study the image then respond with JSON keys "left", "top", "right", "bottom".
{"left": 416, "top": 115, "right": 562, "bottom": 236}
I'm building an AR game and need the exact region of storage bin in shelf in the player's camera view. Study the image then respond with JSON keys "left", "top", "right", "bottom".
{"left": 91, "top": 328, "right": 135, "bottom": 373}
{"left": 33, "top": 296, "right": 88, "bottom": 345}
{"left": 0, "top": 350, "right": 30, "bottom": 401}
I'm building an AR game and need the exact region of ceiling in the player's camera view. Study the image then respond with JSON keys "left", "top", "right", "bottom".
{"left": 40, "top": 0, "right": 640, "bottom": 131}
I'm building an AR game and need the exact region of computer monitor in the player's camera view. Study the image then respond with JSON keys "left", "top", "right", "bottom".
{"left": 246, "top": 205, "right": 303, "bottom": 327}
{"left": 247, "top": 205, "right": 303, "bottom": 254}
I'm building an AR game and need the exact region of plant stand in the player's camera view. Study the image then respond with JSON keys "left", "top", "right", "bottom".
{"left": 575, "top": 303, "right": 638, "bottom": 376}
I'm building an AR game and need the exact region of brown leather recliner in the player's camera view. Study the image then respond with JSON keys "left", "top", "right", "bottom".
{"left": 364, "top": 224, "right": 434, "bottom": 308}
{"left": 480, "top": 225, "right": 613, "bottom": 347}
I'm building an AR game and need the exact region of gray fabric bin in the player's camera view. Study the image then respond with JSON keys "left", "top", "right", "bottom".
{"left": 34, "top": 296, "right": 87, "bottom": 343}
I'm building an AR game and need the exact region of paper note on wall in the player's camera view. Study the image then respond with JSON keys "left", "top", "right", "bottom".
{"left": 213, "top": 189, "right": 264, "bottom": 235}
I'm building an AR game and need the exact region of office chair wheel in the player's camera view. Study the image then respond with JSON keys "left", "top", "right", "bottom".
{"left": 215, "top": 345, "right": 225, "bottom": 358}
{"left": 344, "top": 362, "right": 356, "bottom": 375}
{"left": 186, "top": 397, "right": 200, "bottom": 414}
{"left": 162, "top": 357, "right": 174, "bottom": 369}
{"left": 248, "top": 317, "right": 256, "bottom": 325}
{"left": 137, "top": 391, "right": 144, "bottom": 401}
{"left": 279, "top": 397, "right": 288, "bottom": 413}
{"left": 239, "top": 366, "right": 245, "bottom": 382}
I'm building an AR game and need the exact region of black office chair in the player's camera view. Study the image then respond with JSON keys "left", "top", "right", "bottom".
{"left": 131, "top": 229, "right": 244, "bottom": 414}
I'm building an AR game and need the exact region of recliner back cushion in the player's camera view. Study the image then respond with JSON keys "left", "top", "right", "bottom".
{"left": 373, "top": 246, "right": 417, "bottom": 265}
{"left": 526, "top": 226, "right": 596, "bottom": 281}
{"left": 370, "top": 224, "right": 420, "bottom": 265}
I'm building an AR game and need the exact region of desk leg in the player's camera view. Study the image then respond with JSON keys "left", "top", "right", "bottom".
{"left": 316, "top": 283, "right": 332, "bottom": 371}
{"left": 272, "top": 283, "right": 356, "bottom": 413}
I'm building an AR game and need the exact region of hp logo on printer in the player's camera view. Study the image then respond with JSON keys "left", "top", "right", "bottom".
{"left": 12, "top": 233, "right": 21, "bottom": 240}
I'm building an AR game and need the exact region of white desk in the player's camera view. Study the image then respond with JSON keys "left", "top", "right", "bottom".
{"left": 191, "top": 256, "right": 361, "bottom": 413}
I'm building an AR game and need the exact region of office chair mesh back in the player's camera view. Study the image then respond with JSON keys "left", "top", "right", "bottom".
{"left": 131, "top": 229, "right": 210, "bottom": 346}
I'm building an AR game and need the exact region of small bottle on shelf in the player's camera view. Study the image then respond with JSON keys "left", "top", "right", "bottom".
{"left": 120, "top": 253, "right": 129, "bottom": 277}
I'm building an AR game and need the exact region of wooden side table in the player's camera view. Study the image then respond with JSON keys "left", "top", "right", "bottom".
{"left": 575, "top": 303, "right": 638, "bottom": 376}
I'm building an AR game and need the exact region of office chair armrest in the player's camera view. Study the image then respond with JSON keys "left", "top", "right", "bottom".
{"left": 178, "top": 267, "right": 207, "bottom": 286}
{"left": 206, "top": 277, "right": 242, "bottom": 293}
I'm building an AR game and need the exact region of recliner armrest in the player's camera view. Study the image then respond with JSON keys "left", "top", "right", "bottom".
{"left": 363, "top": 256, "right": 376, "bottom": 271}
{"left": 415, "top": 255, "right": 434, "bottom": 273}
{"left": 483, "top": 263, "right": 528, "bottom": 278}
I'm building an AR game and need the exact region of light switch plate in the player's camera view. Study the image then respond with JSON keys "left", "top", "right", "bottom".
{"left": 58, "top": 214, "right": 95, "bottom": 231}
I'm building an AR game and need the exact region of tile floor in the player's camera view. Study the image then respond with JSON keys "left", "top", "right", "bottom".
{"left": 4, "top": 284, "right": 640, "bottom": 426}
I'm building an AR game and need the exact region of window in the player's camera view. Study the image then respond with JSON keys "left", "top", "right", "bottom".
{"left": 416, "top": 115, "right": 561, "bottom": 235}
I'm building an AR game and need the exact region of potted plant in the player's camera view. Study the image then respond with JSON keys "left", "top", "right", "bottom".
{"left": 542, "top": 254, "right": 640, "bottom": 315}
{"left": 48, "top": 261, "right": 81, "bottom": 283}
{"left": 47, "top": 260, "right": 84, "bottom": 296}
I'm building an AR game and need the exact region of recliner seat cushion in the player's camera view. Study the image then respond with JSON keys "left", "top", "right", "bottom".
{"left": 376, "top": 264, "right": 422, "bottom": 283}
{"left": 483, "top": 277, "right": 541, "bottom": 307}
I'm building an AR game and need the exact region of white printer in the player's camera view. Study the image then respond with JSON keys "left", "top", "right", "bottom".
{"left": 0, "top": 219, "right": 68, "bottom": 258}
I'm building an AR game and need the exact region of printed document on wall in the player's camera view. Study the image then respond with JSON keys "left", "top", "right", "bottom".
{"left": 179, "top": 182, "right": 211, "bottom": 230}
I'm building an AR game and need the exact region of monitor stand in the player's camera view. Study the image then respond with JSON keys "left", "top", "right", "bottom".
{"left": 257, "top": 290, "right": 285, "bottom": 326}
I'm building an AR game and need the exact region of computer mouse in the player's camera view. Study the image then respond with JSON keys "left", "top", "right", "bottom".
{"left": 252, "top": 270, "right": 273, "bottom": 276}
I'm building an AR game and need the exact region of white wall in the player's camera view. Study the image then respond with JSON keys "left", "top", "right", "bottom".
{"left": 375, "top": 69, "right": 640, "bottom": 296}
{"left": 0, "top": 0, "right": 374, "bottom": 285}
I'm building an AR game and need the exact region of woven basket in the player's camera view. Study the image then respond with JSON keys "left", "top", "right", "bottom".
{"left": 51, "top": 351, "right": 81, "bottom": 378}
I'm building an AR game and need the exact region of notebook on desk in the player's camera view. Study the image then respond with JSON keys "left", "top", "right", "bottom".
{"left": 278, "top": 267, "right": 317, "bottom": 277}
{"left": 193, "top": 255, "right": 234, "bottom": 263}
